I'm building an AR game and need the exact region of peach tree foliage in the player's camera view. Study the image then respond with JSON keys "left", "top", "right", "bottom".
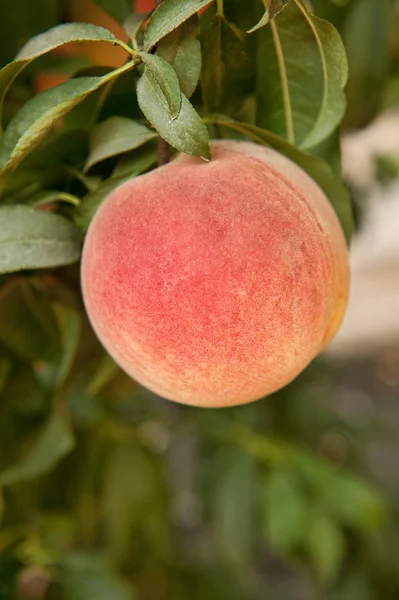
{"left": 0, "top": 0, "right": 397, "bottom": 598}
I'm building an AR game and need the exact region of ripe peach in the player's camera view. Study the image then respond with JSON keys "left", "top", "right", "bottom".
{"left": 81, "top": 141, "right": 350, "bottom": 407}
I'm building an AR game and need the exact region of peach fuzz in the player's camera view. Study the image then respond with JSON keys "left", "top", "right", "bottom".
{"left": 81, "top": 140, "right": 350, "bottom": 407}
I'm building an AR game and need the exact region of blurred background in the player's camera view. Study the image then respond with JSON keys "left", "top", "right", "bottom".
{"left": 1, "top": 0, "right": 399, "bottom": 599}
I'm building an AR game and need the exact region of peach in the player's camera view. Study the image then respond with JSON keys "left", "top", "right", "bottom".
{"left": 81, "top": 140, "right": 350, "bottom": 407}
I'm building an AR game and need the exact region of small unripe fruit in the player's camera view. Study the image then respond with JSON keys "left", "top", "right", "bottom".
{"left": 81, "top": 141, "right": 349, "bottom": 407}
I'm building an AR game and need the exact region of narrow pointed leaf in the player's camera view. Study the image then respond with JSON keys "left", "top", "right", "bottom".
{"left": 257, "top": 0, "right": 348, "bottom": 149}
{"left": 0, "top": 23, "right": 123, "bottom": 128}
{"left": 0, "top": 205, "right": 81, "bottom": 274}
{"left": 0, "top": 64, "right": 134, "bottom": 175}
{"left": 248, "top": 0, "right": 291, "bottom": 33}
{"left": 85, "top": 116, "right": 156, "bottom": 172}
{"left": 144, "top": 0, "right": 213, "bottom": 51}
{"left": 202, "top": 16, "right": 253, "bottom": 115}
{"left": 157, "top": 16, "right": 201, "bottom": 98}
{"left": 138, "top": 52, "right": 182, "bottom": 119}
{"left": 137, "top": 71, "right": 210, "bottom": 159}
{"left": 0, "top": 415, "right": 75, "bottom": 486}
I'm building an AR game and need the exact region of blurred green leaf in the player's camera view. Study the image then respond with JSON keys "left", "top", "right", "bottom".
{"left": 0, "top": 362, "right": 46, "bottom": 414}
{"left": 0, "top": 279, "right": 59, "bottom": 361}
{"left": 139, "top": 52, "right": 182, "bottom": 119}
{"left": 206, "top": 117, "right": 353, "bottom": 241}
{"left": 201, "top": 14, "right": 253, "bottom": 116}
{"left": 0, "top": 206, "right": 81, "bottom": 274}
{"left": 29, "top": 190, "right": 81, "bottom": 208}
{"left": 319, "top": 473, "right": 386, "bottom": 531}
{"left": 343, "top": 0, "right": 391, "bottom": 128}
{"left": 60, "top": 553, "right": 133, "bottom": 600}
{"left": 103, "top": 443, "right": 170, "bottom": 562}
{"left": 157, "top": 16, "right": 201, "bottom": 99}
{"left": 85, "top": 117, "right": 156, "bottom": 172}
{"left": 0, "top": 64, "right": 134, "bottom": 175}
{"left": 0, "top": 414, "right": 74, "bottom": 486}
{"left": 144, "top": 0, "right": 213, "bottom": 51}
{"left": 257, "top": 0, "right": 348, "bottom": 149}
{"left": 212, "top": 447, "right": 257, "bottom": 566}
{"left": 54, "top": 304, "right": 81, "bottom": 391}
{"left": 262, "top": 469, "right": 308, "bottom": 555}
{"left": 85, "top": 353, "right": 119, "bottom": 397}
{"left": 137, "top": 72, "right": 210, "bottom": 159}
{"left": 305, "top": 514, "right": 345, "bottom": 582}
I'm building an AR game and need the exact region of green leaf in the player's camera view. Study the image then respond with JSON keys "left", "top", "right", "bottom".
{"left": 92, "top": 0, "right": 135, "bottom": 25}
{"left": 54, "top": 304, "right": 81, "bottom": 391}
{"left": 0, "top": 206, "right": 81, "bottom": 274}
{"left": 0, "top": 279, "right": 60, "bottom": 361}
{"left": 248, "top": 0, "right": 291, "bottom": 32}
{"left": 138, "top": 52, "right": 182, "bottom": 119}
{"left": 0, "top": 415, "right": 74, "bottom": 486}
{"left": 318, "top": 473, "right": 386, "bottom": 532}
{"left": 201, "top": 15, "right": 253, "bottom": 116}
{"left": 212, "top": 448, "right": 257, "bottom": 566}
{"left": 257, "top": 0, "right": 348, "bottom": 149}
{"left": 137, "top": 72, "right": 210, "bottom": 159}
{"left": 263, "top": 469, "right": 308, "bottom": 555}
{"left": 0, "top": 64, "right": 134, "bottom": 175}
{"left": 144, "top": 0, "right": 214, "bottom": 51}
{"left": 157, "top": 16, "right": 202, "bottom": 98}
{"left": 306, "top": 514, "right": 345, "bottom": 582}
{"left": 76, "top": 144, "right": 158, "bottom": 230}
{"left": 103, "top": 444, "right": 170, "bottom": 562}
{"left": 84, "top": 116, "right": 156, "bottom": 172}
{"left": 0, "top": 23, "right": 124, "bottom": 130}
{"left": 1, "top": 363, "right": 46, "bottom": 414}
{"left": 60, "top": 553, "right": 133, "bottom": 600}
{"left": 343, "top": 0, "right": 391, "bottom": 128}
{"left": 206, "top": 117, "right": 353, "bottom": 241}
{"left": 29, "top": 190, "right": 81, "bottom": 207}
